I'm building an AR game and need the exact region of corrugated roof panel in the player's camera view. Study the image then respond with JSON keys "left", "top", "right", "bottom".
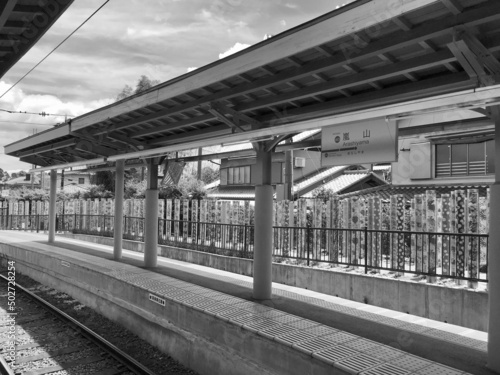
{"left": 302, "top": 173, "right": 368, "bottom": 197}
{"left": 294, "top": 166, "right": 347, "bottom": 192}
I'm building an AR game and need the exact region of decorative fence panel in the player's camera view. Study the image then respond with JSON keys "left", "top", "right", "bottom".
{"left": 0, "top": 186, "right": 490, "bottom": 281}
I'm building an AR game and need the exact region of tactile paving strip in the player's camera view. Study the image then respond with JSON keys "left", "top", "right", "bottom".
{"left": 401, "top": 322, "right": 433, "bottom": 334}
{"left": 360, "top": 363, "right": 412, "bottom": 375}
{"left": 365, "top": 345, "right": 405, "bottom": 361}
{"left": 343, "top": 338, "right": 380, "bottom": 352}
{"left": 190, "top": 299, "right": 221, "bottom": 312}
{"left": 414, "top": 363, "right": 465, "bottom": 375}
{"left": 258, "top": 324, "right": 298, "bottom": 340}
{"left": 233, "top": 302, "right": 273, "bottom": 314}
{"left": 292, "top": 337, "right": 338, "bottom": 355}
{"left": 244, "top": 318, "right": 281, "bottom": 333}
{"left": 257, "top": 310, "right": 288, "bottom": 319}
{"left": 360, "top": 314, "right": 408, "bottom": 327}
{"left": 217, "top": 308, "right": 252, "bottom": 322}
{"left": 275, "top": 330, "right": 316, "bottom": 347}
{"left": 210, "top": 294, "right": 243, "bottom": 303}
{"left": 204, "top": 303, "right": 233, "bottom": 316}
{"left": 313, "top": 345, "right": 360, "bottom": 365}
{"left": 179, "top": 295, "right": 207, "bottom": 307}
{"left": 174, "top": 292, "right": 198, "bottom": 303}
{"left": 267, "top": 314, "right": 302, "bottom": 325}
{"left": 285, "top": 319, "right": 319, "bottom": 330}
{"left": 421, "top": 328, "right": 487, "bottom": 350}
{"left": 322, "top": 332, "right": 358, "bottom": 345}
{"left": 336, "top": 353, "right": 383, "bottom": 374}
{"left": 390, "top": 355, "right": 434, "bottom": 372}
{"left": 304, "top": 325, "right": 339, "bottom": 337}
{"left": 230, "top": 314, "right": 266, "bottom": 328}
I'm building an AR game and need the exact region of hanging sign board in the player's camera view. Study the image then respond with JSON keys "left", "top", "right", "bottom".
{"left": 321, "top": 117, "right": 398, "bottom": 166}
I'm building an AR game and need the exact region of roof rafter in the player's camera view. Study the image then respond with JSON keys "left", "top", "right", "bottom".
{"left": 17, "top": 139, "right": 76, "bottom": 158}
{"left": 447, "top": 31, "right": 500, "bottom": 86}
{"left": 87, "top": 1, "right": 500, "bottom": 138}
{"left": 441, "top": 0, "right": 463, "bottom": 15}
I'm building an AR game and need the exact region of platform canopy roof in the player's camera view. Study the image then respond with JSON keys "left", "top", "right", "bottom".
{"left": 0, "top": 0, "right": 74, "bottom": 79}
{"left": 5, "top": 0, "right": 500, "bottom": 170}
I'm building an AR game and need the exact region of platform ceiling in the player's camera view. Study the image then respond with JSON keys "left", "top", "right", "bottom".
{"left": 0, "top": 0, "right": 74, "bottom": 79}
{"left": 5, "top": 0, "right": 500, "bottom": 170}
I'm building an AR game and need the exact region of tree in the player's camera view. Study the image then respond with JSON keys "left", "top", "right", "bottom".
{"left": 135, "top": 75, "right": 160, "bottom": 94}
{"left": 116, "top": 84, "right": 133, "bottom": 101}
{"left": 82, "top": 185, "right": 113, "bottom": 199}
{"left": 200, "top": 166, "right": 219, "bottom": 184}
{"left": 91, "top": 171, "right": 115, "bottom": 193}
{"left": 115, "top": 75, "right": 160, "bottom": 102}
{"left": 177, "top": 174, "right": 206, "bottom": 199}
{"left": 311, "top": 187, "right": 338, "bottom": 202}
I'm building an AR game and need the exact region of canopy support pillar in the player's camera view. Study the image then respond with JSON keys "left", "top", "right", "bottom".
{"left": 144, "top": 158, "right": 159, "bottom": 268}
{"left": 113, "top": 159, "right": 125, "bottom": 260}
{"left": 48, "top": 169, "right": 57, "bottom": 243}
{"left": 253, "top": 146, "right": 273, "bottom": 300}
{"left": 488, "top": 105, "right": 500, "bottom": 373}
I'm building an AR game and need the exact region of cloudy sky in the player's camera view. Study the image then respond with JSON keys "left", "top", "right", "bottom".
{"left": 0, "top": 0, "right": 351, "bottom": 172}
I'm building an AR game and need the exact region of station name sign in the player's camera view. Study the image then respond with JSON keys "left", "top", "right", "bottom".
{"left": 321, "top": 118, "right": 398, "bottom": 167}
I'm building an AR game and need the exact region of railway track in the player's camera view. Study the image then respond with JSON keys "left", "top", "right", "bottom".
{"left": 0, "top": 273, "right": 157, "bottom": 375}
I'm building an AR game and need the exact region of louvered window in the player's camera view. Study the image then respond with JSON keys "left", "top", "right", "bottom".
{"left": 436, "top": 140, "right": 494, "bottom": 177}
{"left": 227, "top": 166, "right": 251, "bottom": 185}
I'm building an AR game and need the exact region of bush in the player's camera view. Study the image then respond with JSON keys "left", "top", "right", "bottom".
{"left": 81, "top": 185, "right": 113, "bottom": 199}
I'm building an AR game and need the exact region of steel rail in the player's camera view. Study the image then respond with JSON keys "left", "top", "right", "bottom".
{"left": 0, "top": 274, "right": 157, "bottom": 375}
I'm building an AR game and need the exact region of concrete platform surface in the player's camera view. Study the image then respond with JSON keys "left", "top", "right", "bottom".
{"left": 0, "top": 231, "right": 492, "bottom": 375}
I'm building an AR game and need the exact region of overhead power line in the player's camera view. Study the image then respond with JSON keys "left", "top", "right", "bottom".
{"left": 0, "top": 0, "right": 111, "bottom": 100}
{"left": 0, "top": 108, "right": 71, "bottom": 118}
{"left": 0, "top": 120, "right": 57, "bottom": 126}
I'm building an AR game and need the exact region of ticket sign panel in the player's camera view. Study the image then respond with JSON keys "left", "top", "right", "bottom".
{"left": 321, "top": 118, "right": 398, "bottom": 166}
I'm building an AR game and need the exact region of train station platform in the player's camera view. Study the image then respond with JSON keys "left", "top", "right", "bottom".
{"left": 0, "top": 231, "right": 492, "bottom": 375}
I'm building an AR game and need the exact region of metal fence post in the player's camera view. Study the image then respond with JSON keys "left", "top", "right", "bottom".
{"left": 364, "top": 226, "right": 368, "bottom": 274}
{"left": 243, "top": 224, "right": 247, "bottom": 255}
{"left": 307, "top": 226, "right": 311, "bottom": 266}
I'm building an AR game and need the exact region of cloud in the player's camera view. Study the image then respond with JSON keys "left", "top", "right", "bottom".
{"left": 280, "top": 19, "right": 287, "bottom": 27}
{"left": 0, "top": 81, "right": 112, "bottom": 171}
{"left": 0, "top": 0, "right": 359, "bottom": 172}
{"left": 218, "top": 42, "right": 251, "bottom": 59}
{"left": 187, "top": 67, "right": 198, "bottom": 72}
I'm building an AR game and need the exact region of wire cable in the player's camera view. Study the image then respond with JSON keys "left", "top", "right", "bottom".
{"left": 0, "top": 120, "right": 56, "bottom": 126}
{"left": 0, "top": 108, "right": 71, "bottom": 117}
{"left": 0, "top": 0, "right": 111, "bottom": 100}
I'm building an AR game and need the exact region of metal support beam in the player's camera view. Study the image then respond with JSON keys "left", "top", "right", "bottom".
{"left": 488, "top": 105, "right": 500, "bottom": 373}
{"left": 113, "top": 159, "right": 125, "bottom": 260}
{"left": 144, "top": 158, "right": 158, "bottom": 267}
{"left": 253, "top": 144, "right": 273, "bottom": 300}
{"left": 48, "top": 169, "right": 57, "bottom": 243}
